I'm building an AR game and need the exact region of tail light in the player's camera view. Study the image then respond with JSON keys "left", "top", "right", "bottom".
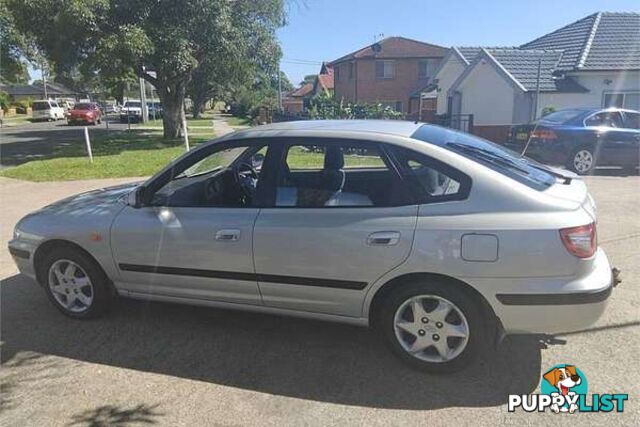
{"left": 531, "top": 128, "right": 558, "bottom": 140}
{"left": 559, "top": 223, "right": 597, "bottom": 258}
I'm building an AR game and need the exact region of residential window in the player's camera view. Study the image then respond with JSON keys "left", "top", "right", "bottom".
{"left": 418, "top": 59, "right": 437, "bottom": 79}
{"left": 348, "top": 62, "right": 354, "bottom": 79}
{"left": 335, "top": 65, "right": 340, "bottom": 82}
{"left": 395, "top": 101, "right": 403, "bottom": 112}
{"left": 604, "top": 92, "right": 640, "bottom": 110}
{"left": 375, "top": 60, "right": 395, "bottom": 79}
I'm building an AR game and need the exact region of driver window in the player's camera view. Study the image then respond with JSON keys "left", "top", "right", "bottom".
{"left": 152, "top": 144, "right": 268, "bottom": 208}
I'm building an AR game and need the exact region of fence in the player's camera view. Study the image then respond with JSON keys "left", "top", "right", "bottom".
{"left": 433, "top": 114, "right": 474, "bottom": 133}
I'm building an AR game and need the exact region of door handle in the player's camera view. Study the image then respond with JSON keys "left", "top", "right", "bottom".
{"left": 366, "top": 231, "right": 400, "bottom": 246}
{"left": 215, "top": 229, "right": 241, "bottom": 242}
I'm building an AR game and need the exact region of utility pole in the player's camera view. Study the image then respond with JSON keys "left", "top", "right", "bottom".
{"left": 532, "top": 57, "right": 542, "bottom": 121}
{"left": 277, "top": 69, "right": 282, "bottom": 112}
{"left": 139, "top": 66, "right": 148, "bottom": 123}
{"left": 41, "top": 61, "right": 48, "bottom": 99}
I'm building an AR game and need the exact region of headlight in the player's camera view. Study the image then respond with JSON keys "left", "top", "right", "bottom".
{"left": 13, "top": 227, "right": 21, "bottom": 240}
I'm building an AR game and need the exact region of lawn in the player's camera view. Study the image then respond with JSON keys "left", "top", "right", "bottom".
{"left": 225, "top": 116, "right": 252, "bottom": 127}
{"left": 1, "top": 115, "right": 32, "bottom": 128}
{"left": 0, "top": 130, "right": 213, "bottom": 182}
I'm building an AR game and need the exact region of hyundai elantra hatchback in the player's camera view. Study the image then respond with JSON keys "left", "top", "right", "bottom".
{"left": 9, "top": 120, "right": 615, "bottom": 372}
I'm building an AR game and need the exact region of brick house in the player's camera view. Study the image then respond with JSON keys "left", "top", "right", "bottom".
{"left": 330, "top": 37, "right": 448, "bottom": 116}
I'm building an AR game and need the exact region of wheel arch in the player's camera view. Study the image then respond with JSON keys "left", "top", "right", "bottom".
{"left": 367, "top": 272, "right": 498, "bottom": 328}
{"left": 33, "top": 239, "right": 112, "bottom": 290}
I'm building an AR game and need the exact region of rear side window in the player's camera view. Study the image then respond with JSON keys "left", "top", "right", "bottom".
{"left": 411, "top": 125, "right": 555, "bottom": 191}
{"left": 584, "top": 111, "right": 624, "bottom": 128}
{"left": 275, "top": 141, "right": 410, "bottom": 208}
{"left": 623, "top": 112, "right": 640, "bottom": 129}
{"left": 389, "top": 146, "right": 470, "bottom": 203}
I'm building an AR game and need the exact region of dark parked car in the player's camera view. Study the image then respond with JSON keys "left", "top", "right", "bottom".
{"left": 507, "top": 108, "right": 639, "bottom": 175}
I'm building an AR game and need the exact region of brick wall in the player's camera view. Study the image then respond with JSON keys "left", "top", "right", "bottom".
{"left": 334, "top": 58, "right": 441, "bottom": 114}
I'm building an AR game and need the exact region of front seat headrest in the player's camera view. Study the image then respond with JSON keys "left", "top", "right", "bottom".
{"left": 324, "top": 146, "right": 344, "bottom": 170}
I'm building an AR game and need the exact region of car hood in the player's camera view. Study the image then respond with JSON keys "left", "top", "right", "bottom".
{"left": 37, "top": 182, "right": 140, "bottom": 216}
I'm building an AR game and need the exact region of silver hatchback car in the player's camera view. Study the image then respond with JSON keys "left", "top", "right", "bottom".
{"left": 9, "top": 120, "right": 615, "bottom": 372}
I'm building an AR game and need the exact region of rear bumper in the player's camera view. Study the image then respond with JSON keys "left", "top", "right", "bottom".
{"left": 475, "top": 248, "right": 613, "bottom": 334}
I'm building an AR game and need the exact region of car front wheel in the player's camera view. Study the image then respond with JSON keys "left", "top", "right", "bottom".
{"left": 40, "top": 246, "right": 113, "bottom": 319}
{"left": 568, "top": 146, "right": 596, "bottom": 175}
{"left": 380, "top": 281, "right": 489, "bottom": 372}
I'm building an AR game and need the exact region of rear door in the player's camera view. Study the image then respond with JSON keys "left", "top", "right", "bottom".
{"left": 252, "top": 138, "right": 418, "bottom": 317}
{"left": 585, "top": 111, "right": 634, "bottom": 165}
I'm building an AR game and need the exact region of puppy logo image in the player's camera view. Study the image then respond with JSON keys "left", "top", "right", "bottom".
{"left": 508, "top": 364, "right": 627, "bottom": 413}
{"left": 541, "top": 365, "right": 587, "bottom": 413}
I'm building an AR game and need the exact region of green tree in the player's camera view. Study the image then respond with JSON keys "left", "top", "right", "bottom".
{"left": 7, "top": 0, "right": 286, "bottom": 138}
{"left": 299, "top": 74, "right": 316, "bottom": 86}
{"left": 0, "top": 1, "right": 30, "bottom": 83}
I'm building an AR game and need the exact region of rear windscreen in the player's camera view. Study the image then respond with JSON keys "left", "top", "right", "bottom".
{"left": 32, "top": 102, "right": 50, "bottom": 111}
{"left": 411, "top": 125, "right": 556, "bottom": 190}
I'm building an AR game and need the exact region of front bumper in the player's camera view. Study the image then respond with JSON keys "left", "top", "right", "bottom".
{"left": 8, "top": 238, "right": 38, "bottom": 280}
{"left": 474, "top": 248, "right": 614, "bottom": 334}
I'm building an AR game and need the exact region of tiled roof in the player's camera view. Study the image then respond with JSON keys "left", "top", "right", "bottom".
{"left": 521, "top": 12, "right": 640, "bottom": 70}
{"left": 290, "top": 83, "right": 313, "bottom": 97}
{"left": 331, "top": 37, "right": 447, "bottom": 64}
{"left": 316, "top": 73, "right": 334, "bottom": 91}
{"left": 455, "top": 47, "right": 483, "bottom": 64}
{"left": 484, "top": 48, "right": 588, "bottom": 92}
{"left": 0, "top": 82, "right": 76, "bottom": 96}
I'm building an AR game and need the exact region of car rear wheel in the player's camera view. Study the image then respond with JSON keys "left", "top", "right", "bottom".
{"left": 40, "top": 246, "right": 113, "bottom": 319}
{"left": 568, "top": 147, "right": 596, "bottom": 175}
{"left": 379, "top": 281, "right": 490, "bottom": 372}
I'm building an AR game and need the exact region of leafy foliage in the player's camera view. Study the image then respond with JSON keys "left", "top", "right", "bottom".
{"left": 308, "top": 94, "right": 404, "bottom": 120}
{"left": 0, "top": 1, "right": 30, "bottom": 83}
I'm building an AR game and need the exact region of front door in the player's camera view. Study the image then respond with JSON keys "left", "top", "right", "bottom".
{"left": 253, "top": 139, "right": 418, "bottom": 317}
{"left": 111, "top": 142, "right": 271, "bottom": 305}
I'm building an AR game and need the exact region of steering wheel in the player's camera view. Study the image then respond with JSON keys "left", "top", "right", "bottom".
{"left": 233, "top": 161, "right": 258, "bottom": 199}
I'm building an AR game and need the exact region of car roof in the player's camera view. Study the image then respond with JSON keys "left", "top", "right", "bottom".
{"left": 233, "top": 120, "right": 423, "bottom": 138}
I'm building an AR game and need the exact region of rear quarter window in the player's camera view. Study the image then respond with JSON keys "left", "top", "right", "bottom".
{"left": 411, "top": 125, "right": 556, "bottom": 191}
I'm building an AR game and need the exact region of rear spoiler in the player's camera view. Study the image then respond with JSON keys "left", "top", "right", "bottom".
{"left": 531, "top": 164, "right": 576, "bottom": 184}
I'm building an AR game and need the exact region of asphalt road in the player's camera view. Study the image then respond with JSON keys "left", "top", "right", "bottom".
{"left": 0, "top": 116, "right": 130, "bottom": 168}
{"left": 0, "top": 175, "right": 638, "bottom": 426}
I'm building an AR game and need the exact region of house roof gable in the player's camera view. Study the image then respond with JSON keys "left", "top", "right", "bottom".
{"left": 330, "top": 36, "right": 448, "bottom": 64}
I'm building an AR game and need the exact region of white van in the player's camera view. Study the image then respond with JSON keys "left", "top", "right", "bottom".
{"left": 31, "top": 100, "right": 66, "bottom": 121}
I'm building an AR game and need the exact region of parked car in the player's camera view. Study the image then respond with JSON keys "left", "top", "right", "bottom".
{"left": 31, "top": 99, "right": 66, "bottom": 121}
{"left": 66, "top": 102, "right": 103, "bottom": 126}
{"left": 507, "top": 108, "right": 640, "bottom": 175}
{"left": 119, "top": 100, "right": 143, "bottom": 123}
{"left": 8, "top": 120, "right": 616, "bottom": 372}
{"left": 147, "top": 101, "right": 163, "bottom": 119}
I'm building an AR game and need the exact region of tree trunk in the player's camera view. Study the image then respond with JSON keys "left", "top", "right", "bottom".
{"left": 158, "top": 82, "right": 186, "bottom": 139}
{"left": 191, "top": 93, "right": 207, "bottom": 119}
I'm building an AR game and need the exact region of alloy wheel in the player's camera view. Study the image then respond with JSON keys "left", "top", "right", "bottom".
{"left": 48, "top": 259, "right": 94, "bottom": 313}
{"left": 573, "top": 150, "right": 594, "bottom": 173}
{"left": 393, "top": 295, "right": 470, "bottom": 363}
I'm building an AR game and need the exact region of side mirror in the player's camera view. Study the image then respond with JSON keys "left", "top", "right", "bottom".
{"left": 252, "top": 153, "right": 265, "bottom": 170}
{"left": 127, "top": 186, "right": 145, "bottom": 208}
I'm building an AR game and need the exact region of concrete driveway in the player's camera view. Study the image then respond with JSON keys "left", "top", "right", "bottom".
{"left": 1, "top": 175, "right": 638, "bottom": 426}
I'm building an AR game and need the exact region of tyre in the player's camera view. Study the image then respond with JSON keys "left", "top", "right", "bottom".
{"left": 39, "top": 245, "right": 113, "bottom": 319}
{"left": 379, "top": 280, "right": 491, "bottom": 373}
{"left": 568, "top": 146, "right": 596, "bottom": 175}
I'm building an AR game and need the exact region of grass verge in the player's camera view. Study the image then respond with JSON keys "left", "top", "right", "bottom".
{"left": 0, "top": 130, "right": 213, "bottom": 182}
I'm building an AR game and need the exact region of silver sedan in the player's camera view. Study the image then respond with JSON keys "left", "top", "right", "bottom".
{"left": 8, "top": 120, "right": 615, "bottom": 372}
